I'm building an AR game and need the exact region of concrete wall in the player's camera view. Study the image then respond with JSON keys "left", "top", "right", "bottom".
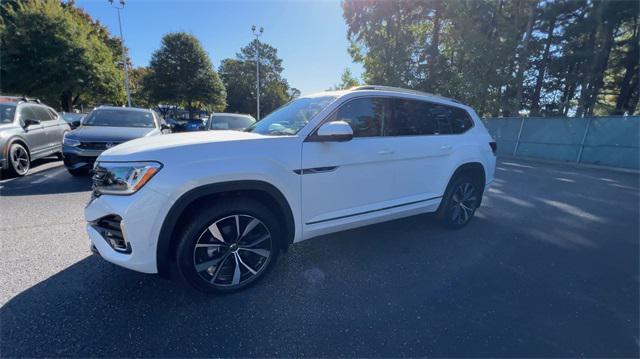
{"left": 482, "top": 116, "right": 640, "bottom": 170}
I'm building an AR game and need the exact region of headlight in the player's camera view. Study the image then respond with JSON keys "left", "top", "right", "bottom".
{"left": 93, "top": 161, "right": 162, "bottom": 196}
{"left": 63, "top": 134, "right": 80, "bottom": 147}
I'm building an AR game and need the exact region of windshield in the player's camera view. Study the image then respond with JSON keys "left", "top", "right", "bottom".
{"left": 83, "top": 109, "right": 156, "bottom": 128}
{"left": 245, "top": 96, "right": 337, "bottom": 135}
{"left": 0, "top": 104, "right": 16, "bottom": 124}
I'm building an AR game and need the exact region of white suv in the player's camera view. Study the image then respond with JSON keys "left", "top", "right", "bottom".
{"left": 86, "top": 86, "right": 496, "bottom": 293}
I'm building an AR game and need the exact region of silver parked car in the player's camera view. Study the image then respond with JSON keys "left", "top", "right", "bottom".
{"left": 208, "top": 113, "right": 256, "bottom": 131}
{"left": 0, "top": 96, "right": 70, "bottom": 176}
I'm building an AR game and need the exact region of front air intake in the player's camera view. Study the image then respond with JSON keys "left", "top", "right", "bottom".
{"left": 91, "top": 215, "right": 131, "bottom": 254}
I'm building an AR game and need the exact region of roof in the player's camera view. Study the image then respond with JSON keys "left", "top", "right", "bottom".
{"left": 303, "top": 85, "right": 465, "bottom": 106}
{"left": 95, "top": 105, "right": 152, "bottom": 112}
{"left": 350, "top": 85, "right": 464, "bottom": 105}
{"left": 0, "top": 96, "right": 41, "bottom": 105}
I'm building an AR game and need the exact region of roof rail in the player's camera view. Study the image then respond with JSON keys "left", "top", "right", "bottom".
{"left": 350, "top": 85, "right": 463, "bottom": 104}
{"left": 17, "top": 96, "right": 41, "bottom": 104}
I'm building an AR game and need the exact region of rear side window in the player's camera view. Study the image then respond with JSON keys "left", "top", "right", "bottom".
{"left": 427, "top": 104, "right": 473, "bottom": 135}
{"left": 386, "top": 98, "right": 437, "bottom": 136}
{"left": 333, "top": 97, "right": 387, "bottom": 137}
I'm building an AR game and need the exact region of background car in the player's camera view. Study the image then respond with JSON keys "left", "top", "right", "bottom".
{"left": 208, "top": 113, "right": 256, "bottom": 131}
{"left": 62, "top": 106, "right": 171, "bottom": 176}
{"left": 0, "top": 96, "right": 70, "bottom": 176}
{"left": 59, "top": 112, "right": 85, "bottom": 130}
{"left": 169, "top": 117, "right": 207, "bottom": 132}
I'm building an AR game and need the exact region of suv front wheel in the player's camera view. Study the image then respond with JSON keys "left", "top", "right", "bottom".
{"left": 176, "top": 197, "right": 281, "bottom": 293}
{"left": 8, "top": 143, "right": 30, "bottom": 177}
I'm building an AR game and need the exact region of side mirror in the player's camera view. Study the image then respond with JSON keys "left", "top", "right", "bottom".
{"left": 23, "top": 118, "right": 41, "bottom": 127}
{"left": 71, "top": 120, "right": 81, "bottom": 128}
{"left": 314, "top": 121, "right": 354, "bottom": 142}
{"left": 161, "top": 123, "right": 172, "bottom": 133}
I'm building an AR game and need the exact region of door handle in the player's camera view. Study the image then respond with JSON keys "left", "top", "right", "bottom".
{"left": 378, "top": 149, "right": 394, "bottom": 155}
{"left": 440, "top": 145, "right": 452, "bottom": 151}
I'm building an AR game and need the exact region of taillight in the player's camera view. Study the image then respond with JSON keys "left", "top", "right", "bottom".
{"left": 489, "top": 141, "right": 497, "bottom": 155}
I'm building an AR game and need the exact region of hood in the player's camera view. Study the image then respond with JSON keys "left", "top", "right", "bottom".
{"left": 100, "top": 130, "right": 274, "bottom": 158}
{"left": 69, "top": 126, "right": 155, "bottom": 142}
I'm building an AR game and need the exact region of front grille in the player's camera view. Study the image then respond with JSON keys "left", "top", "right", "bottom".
{"left": 91, "top": 215, "right": 130, "bottom": 253}
{"left": 79, "top": 141, "right": 121, "bottom": 150}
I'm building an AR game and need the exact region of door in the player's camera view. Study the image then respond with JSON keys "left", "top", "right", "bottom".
{"left": 45, "top": 107, "right": 69, "bottom": 149}
{"left": 18, "top": 105, "right": 48, "bottom": 157}
{"left": 383, "top": 98, "right": 459, "bottom": 199}
{"left": 32, "top": 106, "right": 63, "bottom": 154}
{"left": 301, "top": 97, "right": 401, "bottom": 230}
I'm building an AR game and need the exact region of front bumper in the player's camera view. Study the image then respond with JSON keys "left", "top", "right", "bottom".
{"left": 63, "top": 145, "right": 102, "bottom": 170}
{"left": 84, "top": 185, "right": 173, "bottom": 274}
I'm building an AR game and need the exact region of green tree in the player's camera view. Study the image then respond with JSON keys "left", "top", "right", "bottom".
{"left": 129, "top": 67, "right": 152, "bottom": 108}
{"left": 144, "top": 32, "right": 226, "bottom": 117}
{"left": 342, "top": 0, "right": 640, "bottom": 117}
{"left": 330, "top": 68, "right": 361, "bottom": 90}
{"left": 219, "top": 39, "right": 294, "bottom": 118}
{"left": 0, "top": 0, "right": 124, "bottom": 111}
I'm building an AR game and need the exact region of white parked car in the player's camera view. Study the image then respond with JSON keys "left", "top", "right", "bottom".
{"left": 86, "top": 86, "right": 496, "bottom": 293}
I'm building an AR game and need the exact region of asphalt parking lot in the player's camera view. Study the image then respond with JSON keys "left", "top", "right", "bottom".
{"left": 0, "top": 157, "right": 638, "bottom": 357}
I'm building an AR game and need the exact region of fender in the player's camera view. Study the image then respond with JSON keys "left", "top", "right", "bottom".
{"left": 2, "top": 135, "right": 30, "bottom": 162}
{"left": 155, "top": 180, "right": 295, "bottom": 277}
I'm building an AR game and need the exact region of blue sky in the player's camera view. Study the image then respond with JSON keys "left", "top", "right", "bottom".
{"left": 76, "top": 0, "right": 363, "bottom": 95}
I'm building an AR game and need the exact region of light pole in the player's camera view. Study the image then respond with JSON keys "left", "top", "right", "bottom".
{"left": 109, "top": 0, "right": 131, "bottom": 107}
{"left": 252, "top": 25, "right": 263, "bottom": 120}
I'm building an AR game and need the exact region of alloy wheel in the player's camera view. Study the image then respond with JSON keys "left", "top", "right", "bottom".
{"left": 449, "top": 182, "right": 478, "bottom": 225}
{"left": 10, "top": 146, "right": 29, "bottom": 175}
{"left": 193, "top": 214, "right": 272, "bottom": 288}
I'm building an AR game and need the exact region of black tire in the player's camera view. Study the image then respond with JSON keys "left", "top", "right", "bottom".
{"left": 7, "top": 143, "right": 30, "bottom": 177}
{"left": 176, "top": 197, "right": 282, "bottom": 293}
{"left": 67, "top": 168, "right": 90, "bottom": 176}
{"left": 436, "top": 174, "right": 483, "bottom": 229}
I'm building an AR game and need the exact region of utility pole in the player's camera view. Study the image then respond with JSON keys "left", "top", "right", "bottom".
{"left": 252, "top": 25, "right": 264, "bottom": 120}
{"left": 109, "top": 0, "right": 132, "bottom": 107}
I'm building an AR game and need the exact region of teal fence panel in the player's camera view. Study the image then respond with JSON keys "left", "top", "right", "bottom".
{"left": 482, "top": 116, "right": 639, "bottom": 170}
{"left": 481, "top": 117, "right": 522, "bottom": 156}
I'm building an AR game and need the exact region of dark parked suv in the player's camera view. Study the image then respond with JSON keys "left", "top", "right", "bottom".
{"left": 62, "top": 106, "right": 170, "bottom": 175}
{"left": 0, "top": 96, "right": 70, "bottom": 176}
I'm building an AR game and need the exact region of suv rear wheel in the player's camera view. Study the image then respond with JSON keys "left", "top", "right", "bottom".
{"left": 437, "top": 174, "right": 483, "bottom": 229}
{"left": 8, "top": 143, "right": 30, "bottom": 177}
{"left": 176, "top": 197, "right": 281, "bottom": 293}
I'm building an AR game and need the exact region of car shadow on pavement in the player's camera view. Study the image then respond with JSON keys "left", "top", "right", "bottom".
{"left": 0, "top": 162, "right": 92, "bottom": 196}
{"left": 1, "top": 208, "right": 638, "bottom": 357}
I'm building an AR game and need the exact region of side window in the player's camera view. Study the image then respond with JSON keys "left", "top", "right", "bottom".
{"left": 32, "top": 106, "right": 54, "bottom": 121}
{"left": 387, "top": 98, "right": 437, "bottom": 136}
{"left": 427, "top": 104, "right": 473, "bottom": 135}
{"left": 429, "top": 104, "right": 454, "bottom": 135}
{"left": 333, "top": 97, "right": 386, "bottom": 137}
{"left": 450, "top": 108, "right": 474, "bottom": 134}
{"left": 18, "top": 106, "right": 38, "bottom": 122}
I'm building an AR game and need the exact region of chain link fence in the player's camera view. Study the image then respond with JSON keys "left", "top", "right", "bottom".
{"left": 482, "top": 116, "right": 640, "bottom": 170}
